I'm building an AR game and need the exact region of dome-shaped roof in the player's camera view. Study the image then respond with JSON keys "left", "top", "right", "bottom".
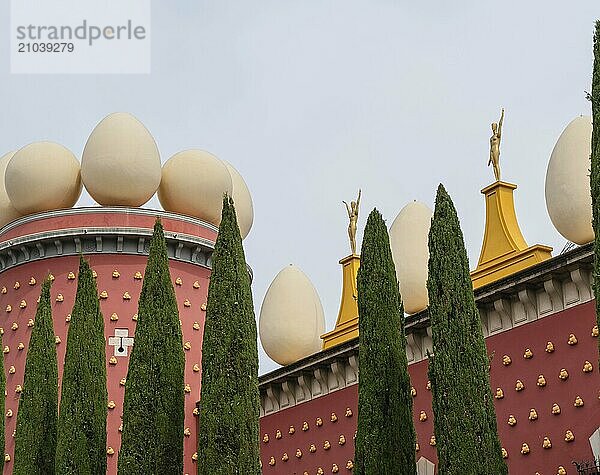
{"left": 389, "top": 201, "right": 432, "bottom": 314}
{"left": 259, "top": 265, "right": 325, "bottom": 366}
{"left": 81, "top": 112, "right": 162, "bottom": 207}
{"left": 224, "top": 161, "right": 254, "bottom": 239}
{"left": 0, "top": 152, "right": 22, "bottom": 227}
{"left": 545, "top": 116, "right": 593, "bottom": 245}
{"left": 157, "top": 150, "right": 233, "bottom": 227}
{"left": 5, "top": 142, "right": 82, "bottom": 215}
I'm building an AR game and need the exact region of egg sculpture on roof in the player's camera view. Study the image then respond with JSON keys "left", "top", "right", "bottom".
{"left": 81, "top": 112, "right": 162, "bottom": 207}
{"left": 545, "top": 116, "right": 593, "bottom": 245}
{"left": 158, "top": 150, "right": 233, "bottom": 227}
{"left": 389, "top": 201, "right": 433, "bottom": 315}
{"left": 5, "top": 142, "right": 82, "bottom": 215}
{"left": 0, "top": 152, "right": 22, "bottom": 227}
{"left": 224, "top": 161, "right": 254, "bottom": 239}
{"left": 259, "top": 265, "right": 326, "bottom": 366}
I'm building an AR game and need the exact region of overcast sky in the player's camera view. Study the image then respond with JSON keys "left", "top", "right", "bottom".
{"left": 1, "top": 2, "right": 599, "bottom": 374}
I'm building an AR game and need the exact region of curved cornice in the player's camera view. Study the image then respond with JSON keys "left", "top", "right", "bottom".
{"left": 0, "top": 225, "right": 215, "bottom": 273}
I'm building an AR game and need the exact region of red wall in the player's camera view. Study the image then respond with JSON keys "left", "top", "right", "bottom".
{"left": 0, "top": 255, "right": 209, "bottom": 475}
{"left": 260, "top": 301, "right": 600, "bottom": 475}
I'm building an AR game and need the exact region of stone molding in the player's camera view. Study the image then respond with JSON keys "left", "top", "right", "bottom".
{"left": 259, "top": 244, "right": 594, "bottom": 416}
{"left": 0, "top": 226, "right": 215, "bottom": 272}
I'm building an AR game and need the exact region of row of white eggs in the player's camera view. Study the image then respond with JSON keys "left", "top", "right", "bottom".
{"left": 261, "top": 115, "right": 596, "bottom": 367}
{"left": 0, "top": 112, "right": 254, "bottom": 238}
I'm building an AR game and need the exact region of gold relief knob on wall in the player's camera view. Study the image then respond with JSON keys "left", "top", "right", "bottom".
{"left": 515, "top": 380, "right": 524, "bottom": 391}
{"left": 495, "top": 388, "right": 504, "bottom": 399}
{"left": 507, "top": 415, "right": 517, "bottom": 426}
{"left": 558, "top": 368, "right": 569, "bottom": 380}
{"left": 542, "top": 436, "right": 552, "bottom": 449}
{"left": 528, "top": 409, "right": 538, "bottom": 421}
{"left": 568, "top": 333, "right": 578, "bottom": 345}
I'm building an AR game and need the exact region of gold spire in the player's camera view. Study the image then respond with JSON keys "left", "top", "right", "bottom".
{"left": 321, "top": 254, "right": 360, "bottom": 349}
{"left": 471, "top": 180, "right": 552, "bottom": 288}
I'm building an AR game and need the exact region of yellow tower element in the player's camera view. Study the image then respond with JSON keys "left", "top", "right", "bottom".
{"left": 471, "top": 181, "right": 552, "bottom": 289}
{"left": 321, "top": 254, "right": 360, "bottom": 349}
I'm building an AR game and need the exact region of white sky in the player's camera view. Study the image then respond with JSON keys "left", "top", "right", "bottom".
{"left": 1, "top": 1, "right": 599, "bottom": 374}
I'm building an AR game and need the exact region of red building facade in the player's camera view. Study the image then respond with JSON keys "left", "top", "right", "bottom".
{"left": 258, "top": 244, "right": 598, "bottom": 475}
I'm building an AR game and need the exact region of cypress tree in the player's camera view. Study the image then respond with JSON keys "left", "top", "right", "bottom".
{"left": 14, "top": 277, "right": 58, "bottom": 475}
{"left": 354, "top": 209, "right": 417, "bottom": 475}
{"left": 591, "top": 22, "right": 600, "bottom": 366}
{"left": 427, "top": 184, "right": 506, "bottom": 474}
{"left": 197, "top": 195, "right": 260, "bottom": 474}
{"left": 55, "top": 257, "right": 107, "bottom": 475}
{"left": 118, "top": 219, "right": 185, "bottom": 474}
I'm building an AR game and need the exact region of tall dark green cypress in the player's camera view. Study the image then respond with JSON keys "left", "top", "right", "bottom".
{"left": 14, "top": 277, "right": 58, "bottom": 475}
{"left": 55, "top": 257, "right": 107, "bottom": 475}
{"left": 427, "top": 185, "right": 506, "bottom": 474}
{"left": 118, "top": 219, "right": 185, "bottom": 475}
{"left": 590, "top": 22, "right": 600, "bottom": 367}
{"left": 354, "top": 209, "right": 417, "bottom": 475}
{"left": 197, "top": 196, "right": 260, "bottom": 475}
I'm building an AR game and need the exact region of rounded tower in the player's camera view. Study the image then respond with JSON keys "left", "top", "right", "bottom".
{"left": 0, "top": 207, "right": 218, "bottom": 475}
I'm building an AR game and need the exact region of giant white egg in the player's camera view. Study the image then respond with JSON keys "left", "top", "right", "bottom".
{"left": 545, "top": 116, "right": 593, "bottom": 245}
{"left": 158, "top": 150, "right": 233, "bottom": 227}
{"left": 0, "top": 152, "right": 22, "bottom": 227}
{"left": 389, "top": 201, "right": 432, "bottom": 314}
{"left": 224, "top": 161, "right": 254, "bottom": 239}
{"left": 5, "top": 142, "right": 82, "bottom": 215}
{"left": 259, "top": 265, "right": 325, "bottom": 366}
{"left": 81, "top": 112, "right": 161, "bottom": 207}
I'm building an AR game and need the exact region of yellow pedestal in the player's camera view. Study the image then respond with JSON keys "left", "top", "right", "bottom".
{"left": 321, "top": 255, "right": 360, "bottom": 349}
{"left": 471, "top": 181, "right": 552, "bottom": 289}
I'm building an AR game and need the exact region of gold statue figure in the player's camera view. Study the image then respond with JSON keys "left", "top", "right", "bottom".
{"left": 488, "top": 108, "right": 504, "bottom": 181}
{"left": 343, "top": 189, "right": 361, "bottom": 255}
